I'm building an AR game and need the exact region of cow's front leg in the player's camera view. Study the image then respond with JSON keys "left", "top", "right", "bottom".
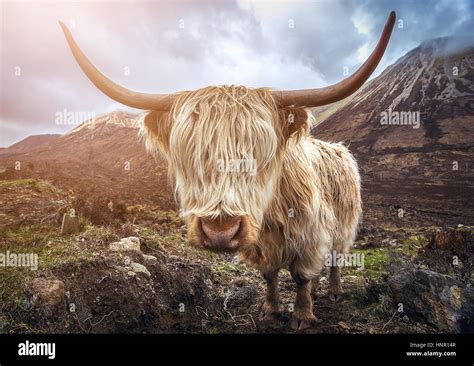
{"left": 290, "top": 267, "right": 317, "bottom": 330}
{"left": 259, "top": 269, "right": 281, "bottom": 322}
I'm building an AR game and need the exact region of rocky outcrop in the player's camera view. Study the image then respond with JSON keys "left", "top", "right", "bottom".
{"left": 388, "top": 263, "right": 473, "bottom": 333}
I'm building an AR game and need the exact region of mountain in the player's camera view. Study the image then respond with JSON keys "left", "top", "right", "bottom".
{"left": 0, "top": 134, "right": 60, "bottom": 155}
{"left": 0, "top": 111, "right": 174, "bottom": 214}
{"left": 312, "top": 37, "right": 474, "bottom": 225}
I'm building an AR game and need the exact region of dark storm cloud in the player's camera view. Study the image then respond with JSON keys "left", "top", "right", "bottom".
{"left": 356, "top": 0, "right": 474, "bottom": 64}
{"left": 259, "top": 0, "right": 474, "bottom": 83}
{"left": 1, "top": 0, "right": 473, "bottom": 146}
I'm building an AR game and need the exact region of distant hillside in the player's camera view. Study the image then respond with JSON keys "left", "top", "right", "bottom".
{"left": 0, "top": 134, "right": 60, "bottom": 155}
{"left": 0, "top": 111, "right": 174, "bottom": 210}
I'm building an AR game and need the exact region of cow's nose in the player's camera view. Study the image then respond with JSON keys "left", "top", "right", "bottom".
{"left": 200, "top": 217, "right": 242, "bottom": 252}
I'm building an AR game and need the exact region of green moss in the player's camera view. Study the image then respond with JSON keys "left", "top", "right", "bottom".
{"left": 344, "top": 247, "right": 389, "bottom": 281}
{"left": 362, "top": 248, "right": 389, "bottom": 272}
{"left": 138, "top": 227, "right": 166, "bottom": 250}
{"left": 401, "top": 235, "right": 428, "bottom": 257}
{"left": 211, "top": 260, "right": 245, "bottom": 277}
{"left": 1, "top": 223, "right": 97, "bottom": 271}
{"left": 1, "top": 224, "right": 60, "bottom": 251}
{"left": 344, "top": 234, "right": 429, "bottom": 283}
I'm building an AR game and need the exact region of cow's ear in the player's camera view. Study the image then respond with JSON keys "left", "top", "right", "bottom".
{"left": 142, "top": 110, "right": 171, "bottom": 155}
{"left": 279, "top": 107, "right": 309, "bottom": 139}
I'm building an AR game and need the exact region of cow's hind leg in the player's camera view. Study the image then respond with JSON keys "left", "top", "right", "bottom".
{"left": 289, "top": 265, "right": 318, "bottom": 330}
{"left": 259, "top": 269, "right": 281, "bottom": 322}
{"left": 328, "top": 265, "right": 343, "bottom": 302}
{"left": 329, "top": 237, "right": 354, "bottom": 302}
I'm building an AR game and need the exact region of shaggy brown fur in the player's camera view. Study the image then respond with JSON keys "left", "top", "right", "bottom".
{"left": 142, "top": 85, "right": 362, "bottom": 329}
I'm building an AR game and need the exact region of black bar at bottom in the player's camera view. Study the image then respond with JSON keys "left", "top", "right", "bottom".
{"left": 0, "top": 333, "right": 472, "bottom": 362}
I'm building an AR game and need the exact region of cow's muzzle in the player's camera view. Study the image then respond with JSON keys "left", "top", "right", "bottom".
{"left": 197, "top": 216, "right": 243, "bottom": 252}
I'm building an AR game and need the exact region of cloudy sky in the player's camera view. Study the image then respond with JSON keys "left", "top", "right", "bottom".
{"left": 1, "top": 0, "right": 473, "bottom": 147}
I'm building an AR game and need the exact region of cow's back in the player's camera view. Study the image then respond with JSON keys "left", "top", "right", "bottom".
{"left": 307, "top": 138, "right": 362, "bottom": 242}
{"left": 270, "top": 136, "right": 361, "bottom": 247}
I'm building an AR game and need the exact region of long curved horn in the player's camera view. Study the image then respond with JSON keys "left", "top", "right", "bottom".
{"left": 273, "top": 11, "right": 396, "bottom": 107}
{"left": 59, "top": 22, "right": 176, "bottom": 110}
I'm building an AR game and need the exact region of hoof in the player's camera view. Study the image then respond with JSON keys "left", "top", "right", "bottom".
{"left": 260, "top": 311, "right": 279, "bottom": 323}
{"left": 290, "top": 314, "right": 318, "bottom": 331}
{"left": 259, "top": 303, "right": 281, "bottom": 324}
{"left": 328, "top": 287, "right": 343, "bottom": 302}
{"left": 328, "top": 292, "right": 343, "bottom": 302}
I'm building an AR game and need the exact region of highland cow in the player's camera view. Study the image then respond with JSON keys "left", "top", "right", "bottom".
{"left": 60, "top": 11, "right": 395, "bottom": 329}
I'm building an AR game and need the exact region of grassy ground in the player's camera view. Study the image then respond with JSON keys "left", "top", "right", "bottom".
{"left": 0, "top": 178, "right": 471, "bottom": 333}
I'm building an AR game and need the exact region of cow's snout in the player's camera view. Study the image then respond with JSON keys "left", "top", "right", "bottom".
{"left": 199, "top": 216, "right": 242, "bottom": 252}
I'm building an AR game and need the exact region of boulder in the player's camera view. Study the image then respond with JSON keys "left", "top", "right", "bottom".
{"left": 142, "top": 254, "right": 158, "bottom": 264}
{"left": 30, "top": 278, "right": 65, "bottom": 307}
{"left": 109, "top": 237, "right": 141, "bottom": 252}
{"left": 130, "top": 262, "right": 151, "bottom": 278}
{"left": 388, "top": 265, "right": 473, "bottom": 332}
